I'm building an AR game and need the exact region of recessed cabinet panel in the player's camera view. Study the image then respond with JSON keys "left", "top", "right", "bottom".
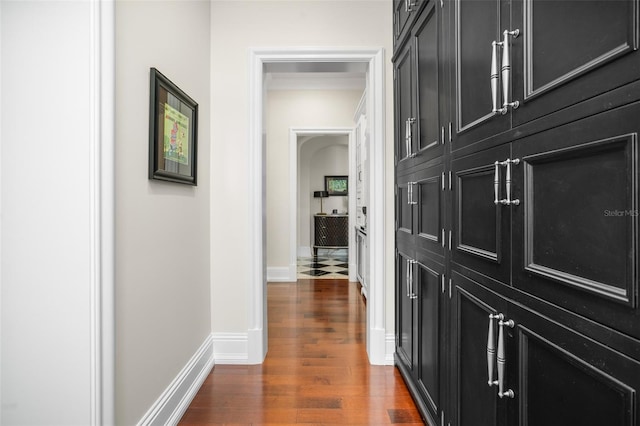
{"left": 415, "top": 3, "right": 443, "bottom": 162}
{"left": 456, "top": 0, "right": 498, "bottom": 131}
{"left": 459, "top": 171, "right": 497, "bottom": 256}
{"left": 510, "top": 302, "right": 640, "bottom": 426}
{"left": 418, "top": 177, "right": 441, "bottom": 241}
{"left": 513, "top": 105, "right": 640, "bottom": 339}
{"left": 397, "top": 251, "right": 416, "bottom": 370}
{"left": 451, "top": 274, "right": 506, "bottom": 426}
{"left": 398, "top": 181, "right": 413, "bottom": 236}
{"left": 415, "top": 164, "right": 445, "bottom": 258}
{"left": 452, "top": 0, "right": 510, "bottom": 150}
{"left": 526, "top": 141, "right": 631, "bottom": 300}
{"left": 416, "top": 258, "right": 443, "bottom": 418}
{"left": 512, "top": 0, "right": 640, "bottom": 126}
{"left": 452, "top": 144, "right": 511, "bottom": 284}
{"left": 525, "top": 1, "right": 630, "bottom": 97}
{"left": 395, "top": 43, "right": 414, "bottom": 172}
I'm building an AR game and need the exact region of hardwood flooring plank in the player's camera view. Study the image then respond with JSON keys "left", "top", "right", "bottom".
{"left": 178, "top": 280, "right": 426, "bottom": 425}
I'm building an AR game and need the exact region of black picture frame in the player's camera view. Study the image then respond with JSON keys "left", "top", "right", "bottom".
{"left": 325, "top": 175, "right": 348, "bottom": 196}
{"left": 149, "top": 68, "right": 198, "bottom": 185}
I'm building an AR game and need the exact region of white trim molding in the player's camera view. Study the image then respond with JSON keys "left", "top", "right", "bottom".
{"left": 137, "top": 335, "right": 214, "bottom": 426}
{"left": 212, "top": 332, "right": 249, "bottom": 364}
{"left": 289, "top": 127, "right": 356, "bottom": 284}
{"left": 248, "top": 47, "right": 387, "bottom": 365}
{"left": 90, "top": 1, "right": 115, "bottom": 424}
{"left": 385, "top": 333, "right": 396, "bottom": 365}
{"left": 266, "top": 266, "right": 296, "bottom": 282}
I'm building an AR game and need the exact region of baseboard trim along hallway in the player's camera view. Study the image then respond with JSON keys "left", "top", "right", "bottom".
{"left": 137, "top": 335, "right": 215, "bottom": 426}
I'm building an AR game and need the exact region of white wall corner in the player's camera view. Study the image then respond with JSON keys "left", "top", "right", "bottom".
{"left": 297, "top": 246, "right": 312, "bottom": 258}
{"left": 213, "top": 332, "right": 250, "bottom": 364}
{"left": 385, "top": 333, "right": 396, "bottom": 366}
{"left": 266, "top": 266, "right": 296, "bottom": 282}
{"left": 136, "top": 334, "right": 215, "bottom": 426}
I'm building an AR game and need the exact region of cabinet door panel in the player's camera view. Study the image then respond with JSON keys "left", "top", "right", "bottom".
{"left": 450, "top": 273, "right": 507, "bottom": 426}
{"left": 452, "top": 144, "right": 511, "bottom": 284}
{"left": 452, "top": 0, "right": 510, "bottom": 150}
{"left": 397, "top": 250, "right": 417, "bottom": 371}
{"left": 512, "top": 0, "right": 640, "bottom": 126}
{"left": 394, "top": 0, "right": 416, "bottom": 49}
{"left": 415, "top": 255, "right": 444, "bottom": 420}
{"left": 395, "top": 43, "right": 414, "bottom": 173}
{"left": 508, "top": 302, "right": 640, "bottom": 426}
{"left": 415, "top": 164, "right": 445, "bottom": 258}
{"left": 512, "top": 105, "right": 639, "bottom": 339}
{"left": 415, "top": 2, "right": 444, "bottom": 163}
{"left": 397, "top": 176, "right": 414, "bottom": 242}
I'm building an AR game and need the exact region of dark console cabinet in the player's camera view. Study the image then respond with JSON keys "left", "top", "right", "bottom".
{"left": 313, "top": 215, "right": 348, "bottom": 257}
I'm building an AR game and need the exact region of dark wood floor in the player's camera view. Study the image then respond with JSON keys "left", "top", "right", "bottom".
{"left": 179, "top": 279, "right": 425, "bottom": 425}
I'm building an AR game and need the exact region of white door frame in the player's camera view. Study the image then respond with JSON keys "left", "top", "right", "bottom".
{"left": 248, "top": 47, "right": 387, "bottom": 364}
{"left": 289, "top": 128, "right": 356, "bottom": 282}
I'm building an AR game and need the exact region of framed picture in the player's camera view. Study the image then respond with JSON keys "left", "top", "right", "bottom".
{"left": 325, "top": 175, "right": 348, "bottom": 196}
{"left": 149, "top": 68, "right": 198, "bottom": 185}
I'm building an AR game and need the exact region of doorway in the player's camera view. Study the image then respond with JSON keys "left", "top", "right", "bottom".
{"left": 248, "top": 48, "right": 386, "bottom": 365}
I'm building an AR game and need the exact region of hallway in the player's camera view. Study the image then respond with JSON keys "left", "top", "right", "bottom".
{"left": 178, "top": 279, "right": 424, "bottom": 425}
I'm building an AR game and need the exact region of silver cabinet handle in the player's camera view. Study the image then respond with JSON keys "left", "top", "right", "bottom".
{"left": 408, "top": 259, "right": 418, "bottom": 299}
{"left": 405, "top": 0, "right": 417, "bottom": 12}
{"left": 407, "top": 182, "right": 412, "bottom": 205}
{"left": 495, "top": 158, "right": 520, "bottom": 206}
{"left": 487, "top": 313, "right": 501, "bottom": 387}
{"left": 501, "top": 30, "right": 520, "bottom": 112}
{"left": 406, "top": 259, "right": 411, "bottom": 298}
{"left": 409, "top": 182, "right": 418, "bottom": 205}
{"left": 405, "top": 118, "right": 416, "bottom": 158}
{"left": 497, "top": 317, "right": 515, "bottom": 398}
{"left": 490, "top": 41, "right": 504, "bottom": 115}
{"left": 504, "top": 158, "right": 520, "bottom": 206}
{"left": 494, "top": 161, "right": 501, "bottom": 205}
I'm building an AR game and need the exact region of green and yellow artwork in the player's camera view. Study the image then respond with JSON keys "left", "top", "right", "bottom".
{"left": 163, "top": 103, "right": 189, "bottom": 165}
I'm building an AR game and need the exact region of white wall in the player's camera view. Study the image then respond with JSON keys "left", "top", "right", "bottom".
{"left": 210, "top": 0, "right": 393, "bottom": 358}
{"left": 266, "top": 90, "right": 361, "bottom": 267}
{"left": 115, "top": 1, "right": 211, "bottom": 425}
{"left": 299, "top": 137, "right": 349, "bottom": 252}
{"left": 1, "top": 2, "right": 97, "bottom": 424}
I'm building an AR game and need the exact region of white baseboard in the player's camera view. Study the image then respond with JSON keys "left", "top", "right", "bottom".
{"left": 386, "top": 333, "right": 396, "bottom": 365}
{"left": 266, "top": 266, "right": 296, "bottom": 282}
{"left": 137, "top": 334, "right": 214, "bottom": 426}
{"left": 212, "top": 332, "right": 249, "bottom": 364}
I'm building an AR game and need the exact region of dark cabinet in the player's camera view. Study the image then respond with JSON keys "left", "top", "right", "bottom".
{"left": 396, "top": 247, "right": 445, "bottom": 425}
{"left": 394, "top": 1, "right": 640, "bottom": 425}
{"left": 449, "top": 0, "right": 640, "bottom": 153}
{"left": 394, "top": 0, "right": 446, "bottom": 174}
{"left": 313, "top": 215, "right": 348, "bottom": 257}
{"left": 451, "top": 272, "right": 640, "bottom": 426}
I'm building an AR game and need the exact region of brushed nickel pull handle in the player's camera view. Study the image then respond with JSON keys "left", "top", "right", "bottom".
{"left": 409, "top": 259, "right": 418, "bottom": 299}
{"left": 501, "top": 30, "right": 520, "bottom": 112}
{"left": 504, "top": 158, "right": 520, "bottom": 206}
{"left": 494, "top": 161, "right": 501, "bottom": 205}
{"left": 487, "top": 313, "right": 501, "bottom": 387}
{"left": 491, "top": 41, "right": 505, "bottom": 115}
{"left": 409, "top": 182, "right": 418, "bottom": 205}
{"left": 406, "top": 258, "right": 411, "bottom": 298}
{"left": 497, "top": 318, "right": 515, "bottom": 398}
{"left": 407, "top": 182, "right": 412, "bottom": 205}
{"left": 405, "top": 118, "right": 416, "bottom": 158}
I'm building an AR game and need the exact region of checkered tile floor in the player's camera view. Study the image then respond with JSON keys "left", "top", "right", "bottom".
{"left": 297, "top": 251, "right": 349, "bottom": 279}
